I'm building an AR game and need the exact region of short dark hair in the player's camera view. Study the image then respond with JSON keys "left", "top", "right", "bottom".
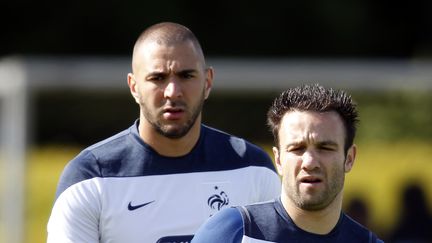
{"left": 267, "top": 83, "right": 359, "bottom": 153}
{"left": 132, "top": 22, "right": 206, "bottom": 70}
{"left": 135, "top": 22, "right": 201, "bottom": 47}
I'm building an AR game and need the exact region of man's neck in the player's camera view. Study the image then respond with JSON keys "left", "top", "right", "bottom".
{"left": 281, "top": 192, "right": 343, "bottom": 234}
{"left": 138, "top": 119, "right": 201, "bottom": 157}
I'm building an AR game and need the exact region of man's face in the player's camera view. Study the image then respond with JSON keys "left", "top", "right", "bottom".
{"left": 273, "top": 110, "right": 355, "bottom": 211}
{"left": 128, "top": 40, "right": 212, "bottom": 139}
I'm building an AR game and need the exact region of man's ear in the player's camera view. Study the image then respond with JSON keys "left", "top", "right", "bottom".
{"left": 204, "top": 67, "right": 214, "bottom": 99}
{"left": 127, "top": 73, "right": 140, "bottom": 103}
{"left": 273, "top": 146, "right": 283, "bottom": 176}
{"left": 344, "top": 144, "right": 357, "bottom": 173}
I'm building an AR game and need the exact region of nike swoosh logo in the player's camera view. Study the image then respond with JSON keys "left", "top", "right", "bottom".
{"left": 128, "top": 200, "right": 155, "bottom": 211}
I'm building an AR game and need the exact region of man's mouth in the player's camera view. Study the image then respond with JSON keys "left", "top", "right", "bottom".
{"left": 162, "top": 107, "right": 184, "bottom": 120}
{"left": 300, "top": 176, "right": 323, "bottom": 184}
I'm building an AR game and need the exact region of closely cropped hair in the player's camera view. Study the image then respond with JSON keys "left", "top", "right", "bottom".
{"left": 267, "top": 83, "right": 359, "bottom": 153}
{"left": 133, "top": 22, "right": 203, "bottom": 56}
{"left": 132, "top": 22, "right": 206, "bottom": 69}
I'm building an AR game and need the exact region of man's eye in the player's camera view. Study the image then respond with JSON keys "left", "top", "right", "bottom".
{"left": 288, "top": 146, "right": 305, "bottom": 153}
{"left": 320, "top": 146, "right": 335, "bottom": 151}
{"left": 182, "top": 74, "right": 193, "bottom": 79}
{"left": 180, "top": 72, "right": 195, "bottom": 79}
{"left": 148, "top": 76, "right": 165, "bottom": 81}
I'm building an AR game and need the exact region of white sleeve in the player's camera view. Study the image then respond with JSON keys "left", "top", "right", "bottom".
{"left": 258, "top": 168, "right": 281, "bottom": 201}
{"left": 47, "top": 179, "right": 101, "bottom": 243}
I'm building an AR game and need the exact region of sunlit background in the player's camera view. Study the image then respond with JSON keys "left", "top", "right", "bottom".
{"left": 1, "top": 1, "right": 432, "bottom": 242}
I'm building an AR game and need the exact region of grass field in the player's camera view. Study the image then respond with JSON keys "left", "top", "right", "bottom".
{"left": 24, "top": 141, "right": 432, "bottom": 242}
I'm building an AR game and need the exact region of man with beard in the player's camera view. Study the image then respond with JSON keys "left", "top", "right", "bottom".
{"left": 192, "top": 84, "right": 383, "bottom": 242}
{"left": 47, "top": 22, "right": 281, "bottom": 243}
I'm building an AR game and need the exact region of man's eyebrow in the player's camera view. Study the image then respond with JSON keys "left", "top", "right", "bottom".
{"left": 146, "top": 70, "right": 166, "bottom": 76}
{"left": 317, "top": 140, "right": 339, "bottom": 147}
{"left": 283, "top": 140, "right": 339, "bottom": 148}
{"left": 175, "top": 69, "right": 197, "bottom": 74}
{"left": 147, "top": 69, "right": 197, "bottom": 75}
{"left": 284, "top": 141, "right": 304, "bottom": 149}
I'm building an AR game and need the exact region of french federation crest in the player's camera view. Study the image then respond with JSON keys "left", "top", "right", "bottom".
{"left": 207, "top": 185, "right": 230, "bottom": 216}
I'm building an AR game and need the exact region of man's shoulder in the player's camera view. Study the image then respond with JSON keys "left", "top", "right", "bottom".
{"left": 244, "top": 199, "right": 277, "bottom": 210}
{"left": 55, "top": 125, "right": 140, "bottom": 196}
{"left": 241, "top": 199, "right": 282, "bottom": 227}
{"left": 65, "top": 127, "right": 132, "bottom": 174}
{"left": 202, "top": 125, "right": 274, "bottom": 170}
{"left": 86, "top": 125, "right": 135, "bottom": 153}
{"left": 341, "top": 213, "right": 384, "bottom": 242}
{"left": 202, "top": 125, "right": 269, "bottom": 156}
{"left": 192, "top": 207, "right": 243, "bottom": 243}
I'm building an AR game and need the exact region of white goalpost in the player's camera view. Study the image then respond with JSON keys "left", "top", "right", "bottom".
{"left": 0, "top": 58, "right": 27, "bottom": 243}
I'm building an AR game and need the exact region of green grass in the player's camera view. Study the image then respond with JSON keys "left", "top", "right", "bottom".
{"left": 24, "top": 141, "right": 432, "bottom": 242}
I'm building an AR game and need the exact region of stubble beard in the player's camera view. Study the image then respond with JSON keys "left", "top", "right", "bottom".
{"left": 287, "top": 166, "right": 345, "bottom": 211}
{"left": 141, "top": 90, "right": 206, "bottom": 139}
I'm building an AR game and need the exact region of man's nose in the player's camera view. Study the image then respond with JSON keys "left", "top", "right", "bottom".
{"left": 301, "top": 149, "right": 320, "bottom": 171}
{"left": 164, "top": 78, "right": 182, "bottom": 98}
